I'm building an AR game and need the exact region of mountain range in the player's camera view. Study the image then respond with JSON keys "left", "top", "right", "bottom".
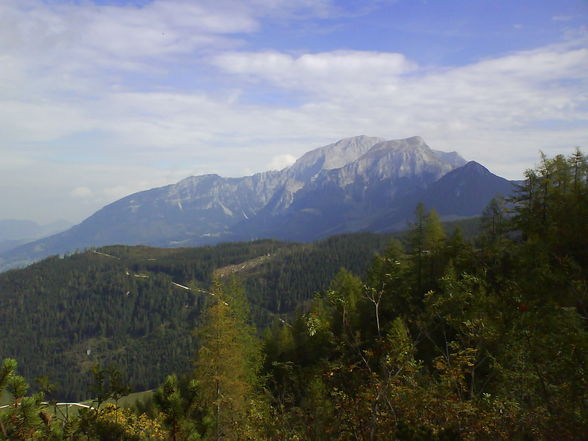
{"left": 0, "top": 135, "right": 515, "bottom": 271}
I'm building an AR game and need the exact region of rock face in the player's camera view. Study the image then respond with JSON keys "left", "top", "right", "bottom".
{"left": 234, "top": 136, "right": 467, "bottom": 240}
{"left": 0, "top": 136, "right": 514, "bottom": 270}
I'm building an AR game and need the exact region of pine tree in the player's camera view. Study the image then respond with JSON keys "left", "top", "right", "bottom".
{"left": 153, "top": 374, "right": 200, "bottom": 441}
{"left": 0, "top": 359, "right": 46, "bottom": 441}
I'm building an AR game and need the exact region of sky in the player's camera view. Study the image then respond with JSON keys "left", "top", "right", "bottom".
{"left": 1, "top": 0, "right": 587, "bottom": 224}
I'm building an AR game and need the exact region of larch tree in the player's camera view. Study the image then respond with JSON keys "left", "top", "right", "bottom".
{"left": 407, "top": 202, "right": 427, "bottom": 294}
{"left": 193, "top": 276, "right": 263, "bottom": 441}
{"left": 408, "top": 204, "right": 446, "bottom": 293}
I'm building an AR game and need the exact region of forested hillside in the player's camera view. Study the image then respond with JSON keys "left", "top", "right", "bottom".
{"left": 1, "top": 151, "right": 586, "bottom": 440}
{"left": 0, "top": 233, "right": 405, "bottom": 401}
{"left": 0, "top": 240, "right": 284, "bottom": 400}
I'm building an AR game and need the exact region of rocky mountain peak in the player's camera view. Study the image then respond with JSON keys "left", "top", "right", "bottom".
{"left": 286, "top": 135, "right": 385, "bottom": 181}
{"left": 337, "top": 136, "right": 455, "bottom": 182}
{"left": 461, "top": 161, "right": 490, "bottom": 174}
{"left": 432, "top": 150, "right": 467, "bottom": 168}
{"left": 367, "top": 137, "right": 428, "bottom": 153}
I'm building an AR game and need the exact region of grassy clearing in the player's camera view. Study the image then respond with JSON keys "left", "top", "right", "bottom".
{"left": 117, "top": 389, "right": 154, "bottom": 409}
{"left": 0, "top": 389, "right": 154, "bottom": 420}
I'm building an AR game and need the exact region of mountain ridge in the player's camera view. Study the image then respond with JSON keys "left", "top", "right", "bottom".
{"left": 0, "top": 136, "right": 515, "bottom": 271}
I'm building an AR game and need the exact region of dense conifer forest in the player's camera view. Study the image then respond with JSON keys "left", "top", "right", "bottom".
{"left": 0, "top": 232, "right": 408, "bottom": 400}
{"left": 1, "top": 150, "right": 587, "bottom": 440}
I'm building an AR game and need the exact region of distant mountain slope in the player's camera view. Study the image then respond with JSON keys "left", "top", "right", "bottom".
{"left": 368, "top": 160, "right": 516, "bottom": 232}
{"left": 418, "top": 161, "right": 514, "bottom": 216}
{"left": 0, "top": 219, "right": 72, "bottom": 242}
{"left": 0, "top": 219, "right": 42, "bottom": 241}
{"left": 0, "top": 219, "right": 72, "bottom": 255}
{"left": 0, "top": 136, "right": 513, "bottom": 271}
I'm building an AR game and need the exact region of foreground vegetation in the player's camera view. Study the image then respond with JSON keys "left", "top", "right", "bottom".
{"left": 1, "top": 150, "right": 587, "bottom": 440}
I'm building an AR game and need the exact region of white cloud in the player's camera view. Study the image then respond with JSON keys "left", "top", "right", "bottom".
{"left": 0, "top": 0, "right": 253, "bottom": 60}
{"left": 210, "top": 42, "right": 588, "bottom": 144}
{"left": 212, "top": 50, "right": 416, "bottom": 96}
{"left": 268, "top": 154, "right": 297, "bottom": 170}
{"left": 0, "top": 0, "right": 342, "bottom": 146}
{"left": 70, "top": 186, "right": 93, "bottom": 199}
{"left": 0, "top": 100, "right": 95, "bottom": 142}
{"left": 0, "top": 0, "right": 337, "bottom": 65}
{"left": 553, "top": 16, "right": 573, "bottom": 21}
